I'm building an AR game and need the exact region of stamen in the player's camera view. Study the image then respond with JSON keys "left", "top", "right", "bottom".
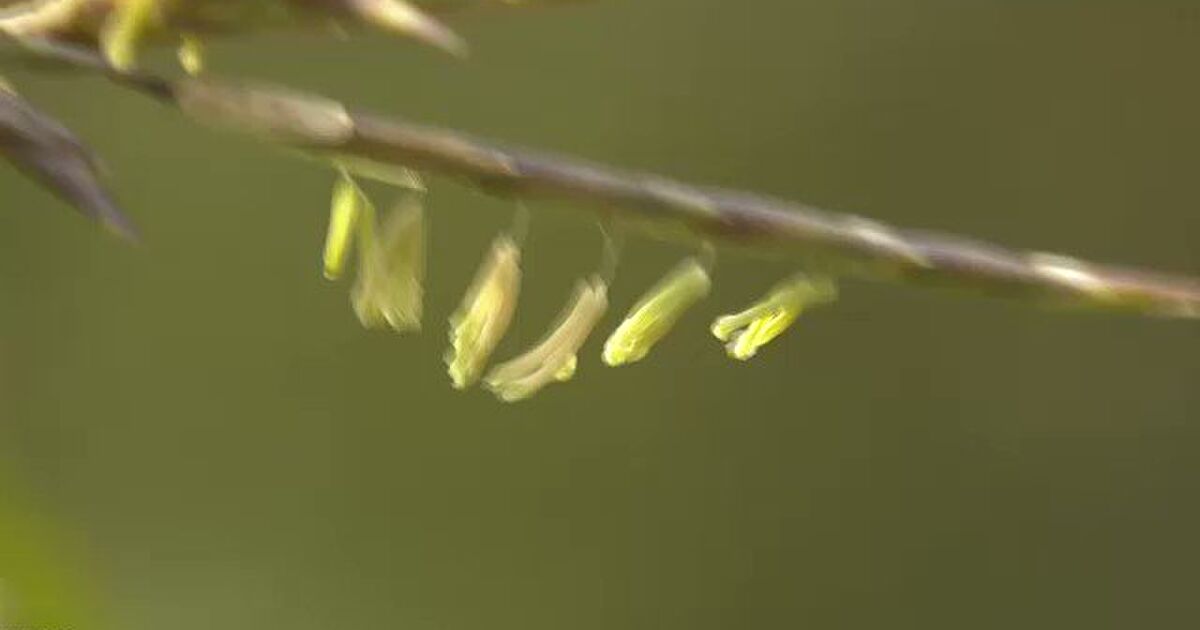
{"left": 485, "top": 276, "right": 608, "bottom": 402}
{"left": 712, "top": 274, "right": 837, "bottom": 360}
{"left": 350, "top": 192, "right": 426, "bottom": 331}
{"left": 446, "top": 235, "right": 523, "bottom": 389}
{"left": 603, "top": 258, "right": 711, "bottom": 366}
{"left": 100, "top": 0, "right": 161, "bottom": 70}
{"left": 322, "top": 169, "right": 365, "bottom": 280}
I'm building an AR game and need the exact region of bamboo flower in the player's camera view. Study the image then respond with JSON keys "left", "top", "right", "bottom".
{"left": 100, "top": 0, "right": 163, "bottom": 70}
{"left": 712, "top": 275, "right": 837, "bottom": 360}
{"left": 350, "top": 192, "right": 426, "bottom": 331}
{"left": 485, "top": 276, "right": 608, "bottom": 402}
{"left": 322, "top": 169, "right": 365, "bottom": 280}
{"left": 603, "top": 257, "right": 711, "bottom": 366}
{"left": 446, "top": 234, "right": 523, "bottom": 389}
{"left": 176, "top": 33, "right": 205, "bottom": 75}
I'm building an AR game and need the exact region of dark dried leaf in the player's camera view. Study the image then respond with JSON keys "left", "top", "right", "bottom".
{"left": 0, "top": 88, "right": 137, "bottom": 240}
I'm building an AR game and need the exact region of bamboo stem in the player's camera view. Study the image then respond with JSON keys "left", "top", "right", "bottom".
{"left": 6, "top": 34, "right": 1200, "bottom": 319}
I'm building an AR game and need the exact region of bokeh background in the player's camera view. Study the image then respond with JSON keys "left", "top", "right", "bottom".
{"left": 2, "top": 1, "right": 1199, "bottom": 628}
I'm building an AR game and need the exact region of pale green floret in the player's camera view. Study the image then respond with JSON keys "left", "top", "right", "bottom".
{"left": 446, "top": 235, "right": 522, "bottom": 390}
{"left": 711, "top": 275, "right": 837, "bottom": 360}
{"left": 603, "top": 258, "right": 711, "bottom": 366}
{"left": 351, "top": 193, "right": 426, "bottom": 331}
{"left": 485, "top": 276, "right": 608, "bottom": 402}
{"left": 322, "top": 169, "right": 366, "bottom": 280}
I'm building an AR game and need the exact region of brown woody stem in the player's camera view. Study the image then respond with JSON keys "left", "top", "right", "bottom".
{"left": 7, "top": 34, "right": 1200, "bottom": 319}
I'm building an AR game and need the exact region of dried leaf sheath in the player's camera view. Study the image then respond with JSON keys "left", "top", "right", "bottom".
{"left": 0, "top": 86, "right": 136, "bottom": 238}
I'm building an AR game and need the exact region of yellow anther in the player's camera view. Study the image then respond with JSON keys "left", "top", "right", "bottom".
{"left": 485, "top": 276, "right": 609, "bottom": 402}
{"left": 711, "top": 275, "right": 837, "bottom": 360}
{"left": 101, "top": 0, "right": 163, "bottom": 70}
{"left": 351, "top": 192, "right": 426, "bottom": 331}
{"left": 603, "top": 258, "right": 711, "bottom": 366}
{"left": 553, "top": 355, "right": 577, "bottom": 381}
{"left": 446, "top": 235, "right": 523, "bottom": 390}
{"left": 322, "top": 169, "right": 366, "bottom": 280}
{"left": 177, "top": 34, "right": 205, "bottom": 76}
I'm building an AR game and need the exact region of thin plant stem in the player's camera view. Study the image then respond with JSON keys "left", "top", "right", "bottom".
{"left": 6, "top": 34, "right": 1200, "bottom": 319}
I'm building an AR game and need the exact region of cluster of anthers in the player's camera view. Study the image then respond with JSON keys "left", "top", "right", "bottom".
{"left": 0, "top": 0, "right": 839, "bottom": 402}
{"left": 4, "top": 1, "right": 1195, "bottom": 404}
{"left": 320, "top": 167, "right": 837, "bottom": 402}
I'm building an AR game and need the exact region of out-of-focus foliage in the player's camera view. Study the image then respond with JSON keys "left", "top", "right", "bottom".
{"left": 0, "top": 476, "right": 96, "bottom": 630}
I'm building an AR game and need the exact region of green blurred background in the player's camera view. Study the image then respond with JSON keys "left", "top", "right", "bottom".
{"left": 2, "top": 1, "right": 1199, "bottom": 628}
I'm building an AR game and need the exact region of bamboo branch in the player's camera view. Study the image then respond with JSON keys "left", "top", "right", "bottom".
{"left": 6, "top": 34, "right": 1200, "bottom": 319}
